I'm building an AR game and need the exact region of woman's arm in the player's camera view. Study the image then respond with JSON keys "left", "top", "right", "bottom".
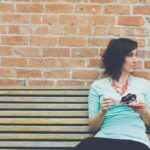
{"left": 89, "top": 110, "right": 105, "bottom": 132}
{"left": 89, "top": 97, "right": 116, "bottom": 132}
{"left": 140, "top": 111, "right": 150, "bottom": 127}
{"left": 127, "top": 103, "right": 150, "bottom": 127}
{"left": 135, "top": 104, "right": 150, "bottom": 127}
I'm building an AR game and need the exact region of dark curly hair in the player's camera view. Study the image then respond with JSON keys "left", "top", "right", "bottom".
{"left": 102, "top": 38, "right": 138, "bottom": 81}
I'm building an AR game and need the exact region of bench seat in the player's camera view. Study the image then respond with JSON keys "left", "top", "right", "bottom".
{"left": 0, "top": 87, "right": 149, "bottom": 150}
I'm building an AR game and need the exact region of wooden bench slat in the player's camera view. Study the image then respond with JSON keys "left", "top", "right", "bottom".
{"left": 0, "top": 86, "right": 88, "bottom": 90}
{"left": 0, "top": 104, "right": 88, "bottom": 109}
{"left": 0, "top": 118, "right": 88, "bottom": 124}
{"left": 0, "top": 90, "right": 88, "bottom": 95}
{"left": 0, "top": 141, "right": 79, "bottom": 147}
{"left": 0, "top": 125, "right": 89, "bottom": 132}
{"left": 0, "top": 133, "right": 91, "bottom": 140}
{"left": 0, "top": 97, "right": 88, "bottom": 102}
{"left": 0, "top": 111, "right": 88, "bottom": 117}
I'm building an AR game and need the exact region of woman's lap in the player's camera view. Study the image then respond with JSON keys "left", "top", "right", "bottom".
{"left": 73, "top": 137, "right": 150, "bottom": 150}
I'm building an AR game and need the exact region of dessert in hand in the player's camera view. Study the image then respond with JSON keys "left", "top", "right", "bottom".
{"left": 121, "top": 93, "right": 144, "bottom": 106}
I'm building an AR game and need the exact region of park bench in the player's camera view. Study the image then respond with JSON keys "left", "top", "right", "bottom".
{"left": 0, "top": 87, "right": 149, "bottom": 150}
{"left": 0, "top": 87, "right": 91, "bottom": 150}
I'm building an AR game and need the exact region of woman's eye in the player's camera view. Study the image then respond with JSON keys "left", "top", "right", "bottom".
{"left": 127, "top": 53, "right": 137, "bottom": 57}
{"left": 127, "top": 53, "right": 133, "bottom": 57}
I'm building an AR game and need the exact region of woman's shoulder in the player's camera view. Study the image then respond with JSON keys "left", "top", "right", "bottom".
{"left": 90, "top": 77, "right": 109, "bottom": 88}
{"left": 131, "top": 75, "right": 150, "bottom": 87}
{"left": 131, "top": 75, "right": 149, "bottom": 83}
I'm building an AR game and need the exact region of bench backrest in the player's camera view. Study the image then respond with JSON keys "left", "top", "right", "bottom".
{"left": 0, "top": 87, "right": 91, "bottom": 150}
{"left": 0, "top": 87, "right": 149, "bottom": 150}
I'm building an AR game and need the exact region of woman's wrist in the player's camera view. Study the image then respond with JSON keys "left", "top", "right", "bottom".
{"left": 99, "top": 110, "right": 106, "bottom": 116}
{"left": 140, "top": 109, "right": 149, "bottom": 115}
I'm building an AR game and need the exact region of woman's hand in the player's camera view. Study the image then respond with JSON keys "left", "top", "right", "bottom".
{"left": 101, "top": 96, "right": 116, "bottom": 113}
{"left": 125, "top": 101, "right": 148, "bottom": 115}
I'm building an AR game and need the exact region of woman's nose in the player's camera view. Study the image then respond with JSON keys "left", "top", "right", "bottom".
{"left": 133, "top": 56, "right": 138, "bottom": 63}
{"left": 133, "top": 57, "right": 138, "bottom": 63}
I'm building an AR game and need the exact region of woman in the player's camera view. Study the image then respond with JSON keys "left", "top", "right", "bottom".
{"left": 74, "top": 38, "right": 150, "bottom": 150}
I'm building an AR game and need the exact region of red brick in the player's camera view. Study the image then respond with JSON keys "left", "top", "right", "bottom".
{"left": 43, "top": 48, "right": 70, "bottom": 57}
{"left": 31, "top": 36, "right": 57, "bottom": 46}
{"left": 90, "top": 0, "right": 112, "bottom": 2}
{"left": 134, "top": 6, "right": 150, "bottom": 14}
{"left": 2, "top": 15, "right": 29, "bottom": 24}
{"left": 60, "top": 37, "right": 86, "bottom": 46}
{"left": 135, "top": 28, "right": 149, "bottom": 36}
{"left": 50, "top": 25, "right": 64, "bottom": 35}
{"left": 108, "top": 27, "right": 121, "bottom": 36}
{"left": 104, "top": 5, "right": 130, "bottom": 14}
{"left": 88, "top": 16, "right": 115, "bottom": 25}
{"left": 16, "top": 69, "right": 42, "bottom": 78}
{"left": 60, "top": 16, "right": 78, "bottom": 25}
{"left": 78, "top": 16, "right": 88, "bottom": 24}
{"left": 145, "top": 0, "right": 150, "bottom": 4}
{"left": 133, "top": 71, "right": 150, "bottom": 80}
{"left": 72, "top": 70, "right": 100, "bottom": 79}
{"left": 20, "top": 25, "right": 32, "bottom": 34}
{"left": 93, "top": 26, "right": 107, "bottom": 35}
{"left": 2, "top": 57, "right": 27, "bottom": 67}
{"left": 57, "top": 80, "right": 85, "bottom": 86}
{"left": 8, "top": 25, "right": 20, "bottom": 34}
{"left": 0, "top": 3, "right": 14, "bottom": 12}
{"left": 28, "top": 80, "right": 55, "bottom": 86}
{"left": 30, "top": 0, "right": 53, "bottom": 1}
{"left": 121, "top": 28, "right": 135, "bottom": 36}
{"left": 28, "top": 58, "right": 43, "bottom": 68}
{"left": 76, "top": 4, "right": 101, "bottom": 14}
{"left": 88, "top": 38, "right": 110, "bottom": 47}
{"left": 87, "top": 58, "right": 103, "bottom": 68}
{"left": 0, "top": 68, "right": 14, "bottom": 77}
{"left": 42, "top": 15, "right": 58, "bottom": 24}
{"left": 79, "top": 25, "right": 92, "bottom": 35}
{"left": 43, "top": 58, "right": 85, "bottom": 68}
{"left": 1, "top": 36, "right": 28, "bottom": 45}
{"left": 71, "top": 48, "right": 98, "bottom": 57}
{"left": 14, "top": 48, "right": 42, "bottom": 57}
{"left": 44, "top": 70, "right": 69, "bottom": 78}
{"left": 0, "top": 25, "right": 7, "bottom": 34}
{"left": 31, "top": 15, "right": 42, "bottom": 24}
{"left": 0, "top": 46, "right": 12, "bottom": 56}
{"left": 144, "top": 61, "right": 150, "bottom": 69}
{"left": 115, "top": 0, "right": 140, "bottom": 3}
{"left": 64, "top": 25, "right": 77, "bottom": 35}
{"left": 16, "top": 4, "right": 31, "bottom": 12}
{"left": 136, "top": 39, "right": 145, "bottom": 47}
{"left": 14, "top": 0, "right": 31, "bottom": 1}
{"left": 46, "top": 4, "right": 73, "bottom": 13}
{"left": 135, "top": 60, "right": 143, "bottom": 69}
{"left": 0, "top": 79, "right": 24, "bottom": 86}
{"left": 32, "top": 26, "right": 48, "bottom": 34}
{"left": 16, "top": 4, "right": 43, "bottom": 12}
{"left": 119, "top": 16, "right": 145, "bottom": 26}
{"left": 137, "top": 51, "right": 150, "bottom": 58}
{"left": 31, "top": 4, "right": 43, "bottom": 12}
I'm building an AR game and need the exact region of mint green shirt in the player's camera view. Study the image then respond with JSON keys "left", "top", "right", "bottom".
{"left": 88, "top": 75, "right": 150, "bottom": 148}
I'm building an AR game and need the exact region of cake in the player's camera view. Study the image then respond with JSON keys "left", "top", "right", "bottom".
{"left": 121, "top": 93, "right": 144, "bottom": 106}
{"left": 121, "top": 93, "right": 137, "bottom": 104}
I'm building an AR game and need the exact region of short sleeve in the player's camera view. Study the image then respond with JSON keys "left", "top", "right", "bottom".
{"left": 144, "top": 80, "right": 150, "bottom": 112}
{"left": 88, "top": 83, "right": 102, "bottom": 118}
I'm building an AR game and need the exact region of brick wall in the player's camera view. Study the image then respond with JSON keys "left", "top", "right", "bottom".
{"left": 0, "top": 0, "right": 149, "bottom": 86}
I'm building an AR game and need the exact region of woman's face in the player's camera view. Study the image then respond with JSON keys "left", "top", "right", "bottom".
{"left": 122, "top": 49, "right": 138, "bottom": 73}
